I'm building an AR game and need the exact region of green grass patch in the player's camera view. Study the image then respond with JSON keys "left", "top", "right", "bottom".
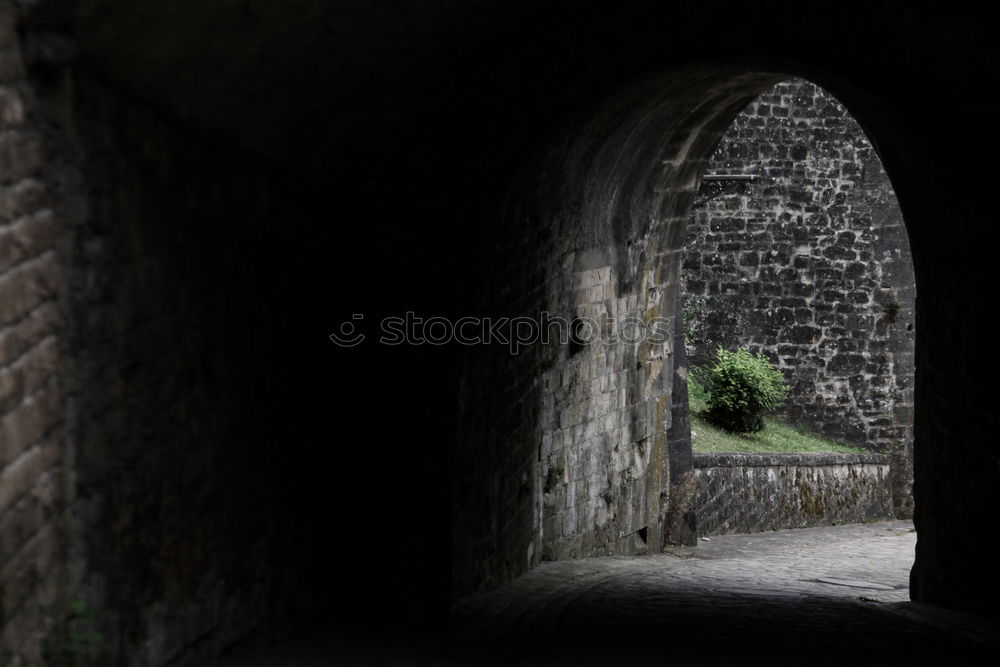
{"left": 687, "top": 374, "right": 865, "bottom": 454}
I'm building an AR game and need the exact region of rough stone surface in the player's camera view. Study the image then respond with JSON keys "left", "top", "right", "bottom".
{"left": 0, "top": 3, "right": 69, "bottom": 664}
{"left": 38, "top": 78, "right": 312, "bottom": 667}
{"left": 693, "top": 452, "right": 893, "bottom": 536}
{"left": 455, "top": 70, "right": 783, "bottom": 595}
{"left": 683, "top": 79, "right": 914, "bottom": 517}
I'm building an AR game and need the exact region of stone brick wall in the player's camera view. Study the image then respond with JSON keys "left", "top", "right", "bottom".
{"left": 682, "top": 80, "right": 914, "bottom": 516}
{"left": 454, "top": 69, "right": 787, "bottom": 595}
{"left": 3, "top": 6, "right": 328, "bottom": 658}
{"left": 48, "top": 76, "right": 309, "bottom": 666}
{"left": 0, "top": 2, "right": 69, "bottom": 663}
{"left": 535, "top": 256, "right": 671, "bottom": 563}
{"left": 693, "top": 452, "right": 893, "bottom": 536}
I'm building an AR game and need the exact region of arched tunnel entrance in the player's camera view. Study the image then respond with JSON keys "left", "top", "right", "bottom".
{"left": 440, "top": 66, "right": 974, "bottom": 664}
{"left": 2, "top": 3, "right": 999, "bottom": 665}
{"left": 454, "top": 68, "right": 918, "bottom": 591}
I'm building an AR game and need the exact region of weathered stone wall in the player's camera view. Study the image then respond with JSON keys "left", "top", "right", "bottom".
{"left": 0, "top": 2, "right": 70, "bottom": 663}
{"left": 693, "top": 452, "right": 892, "bottom": 536}
{"left": 454, "top": 69, "right": 786, "bottom": 595}
{"left": 5, "top": 6, "right": 327, "bottom": 660}
{"left": 57, "top": 82, "right": 287, "bottom": 666}
{"left": 682, "top": 79, "right": 914, "bottom": 515}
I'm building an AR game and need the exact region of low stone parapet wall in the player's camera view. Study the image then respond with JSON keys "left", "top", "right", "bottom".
{"left": 693, "top": 452, "right": 893, "bottom": 536}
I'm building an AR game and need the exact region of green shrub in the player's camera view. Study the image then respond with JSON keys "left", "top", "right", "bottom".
{"left": 705, "top": 347, "right": 788, "bottom": 433}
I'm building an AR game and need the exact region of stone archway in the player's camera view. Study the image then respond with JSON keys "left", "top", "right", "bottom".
{"left": 453, "top": 59, "right": 969, "bottom": 617}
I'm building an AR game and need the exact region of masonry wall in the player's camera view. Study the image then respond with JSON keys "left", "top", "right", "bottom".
{"left": 693, "top": 452, "right": 892, "bottom": 536}
{"left": 0, "top": 2, "right": 70, "bottom": 663}
{"left": 49, "top": 77, "right": 324, "bottom": 665}
{"left": 6, "top": 16, "right": 333, "bottom": 658}
{"left": 682, "top": 80, "right": 914, "bottom": 516}
{"left": 454, "top": 70, "right": 787, "bottom": 595}
{"left": 5, "top": 3, "right": 461, "bottom": 663}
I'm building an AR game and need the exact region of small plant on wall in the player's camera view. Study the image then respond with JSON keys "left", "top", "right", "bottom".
{"left": 43, "top": 597, "right": 104, "bottom": 667}
{"left": 543, "top": 461, "right": 564, "bottom": 493}
{"left": 883, "top": 298, "right": 902, "bottom": 323}
{"left": 682, "top": 296, "right": 708, "bottom": 352}
{"left": 705, "top": 347, "right": 789, "bottom": 433}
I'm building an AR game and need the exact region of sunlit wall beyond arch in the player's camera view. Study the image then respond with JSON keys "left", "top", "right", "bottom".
{"left": 682, "top": 78, "right": 915, "bottom": 517}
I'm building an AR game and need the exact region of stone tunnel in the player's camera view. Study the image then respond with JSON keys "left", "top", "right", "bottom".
{"left": 1, "top": 1, "right": 999, "bottom": 665}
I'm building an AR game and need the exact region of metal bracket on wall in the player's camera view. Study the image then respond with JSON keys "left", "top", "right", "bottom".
{"left": 702, "top": 174, "right": 759, "bottom": 182}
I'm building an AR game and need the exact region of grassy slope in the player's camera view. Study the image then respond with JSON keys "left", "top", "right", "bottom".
{"left": 687, "top": 376, "right": 866, "bottom": 455}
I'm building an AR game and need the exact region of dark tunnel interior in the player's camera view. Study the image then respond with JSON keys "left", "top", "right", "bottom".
{"left": 1, "top": 2, "right": 1000, "bottom": 665}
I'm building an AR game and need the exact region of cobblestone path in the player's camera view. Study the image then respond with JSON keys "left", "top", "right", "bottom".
{"left": 209, "top": 521, "right": 1000, "bottom": 666}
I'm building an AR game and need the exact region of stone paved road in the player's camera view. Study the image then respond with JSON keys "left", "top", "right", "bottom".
{"left": 209, "top": 521, "right": 1000, "bottom": 666}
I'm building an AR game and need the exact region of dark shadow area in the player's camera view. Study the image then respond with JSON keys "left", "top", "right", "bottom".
{"left": 5, "top": 2, "right": 1000, "bottom": 665}
{"left": 210, "top": 601, "right": 1000, "bottom": 667}
{"left": 210, "top": 523, "right": 998, "bottom": 666}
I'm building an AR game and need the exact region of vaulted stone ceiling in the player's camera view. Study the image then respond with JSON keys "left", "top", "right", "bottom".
{"left": 32, "top": 1, "right": 992, "bottom": 185}
{"left": 69, "top": 0, "right": 586, "bottom": 178}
